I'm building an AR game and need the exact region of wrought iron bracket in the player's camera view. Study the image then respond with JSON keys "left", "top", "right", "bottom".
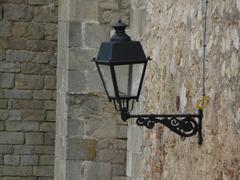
{"left": 121, "top": 109, "right": 203, "bottom": 145}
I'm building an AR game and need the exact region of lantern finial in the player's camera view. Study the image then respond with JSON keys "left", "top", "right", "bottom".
{"left": 111, "top": 20, "right": 131, "bottom": 42}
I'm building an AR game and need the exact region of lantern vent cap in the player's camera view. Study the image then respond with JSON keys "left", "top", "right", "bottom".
{"left": 111, "top": 19, "right": 131, "bottom": 42}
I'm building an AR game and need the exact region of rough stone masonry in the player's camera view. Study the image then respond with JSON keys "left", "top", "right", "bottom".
{"left": 0, "top": 0, "right": 58, "bottom": 179}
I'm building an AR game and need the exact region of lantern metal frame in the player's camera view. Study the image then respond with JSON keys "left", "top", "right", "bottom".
{"left": 93, "top": 20, "right": 203, "bottom": 145}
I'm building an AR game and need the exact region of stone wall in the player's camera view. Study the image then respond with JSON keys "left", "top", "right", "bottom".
{"left": 128, "top": 0, "right": 240, "bottom": 179}
{"left": 56, "top": 0, "right": 130, "bottom": 180}
{"left": 0, "top": 0, "right": 57, "bottom": 179}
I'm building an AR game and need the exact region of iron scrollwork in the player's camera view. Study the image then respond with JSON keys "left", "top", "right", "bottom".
{"left": 121, "top": 110, "right": 203, "bottom": 145}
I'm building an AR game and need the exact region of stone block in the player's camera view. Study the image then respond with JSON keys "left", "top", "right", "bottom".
{"left": 4, "top": 155, "right": 20, "bottom": 165}
{"left": 12, "top": 22, "right": 28, "bottom": 38}
{"left": 0, "top": 62, "right": 20, "bottom": 73}
{"left": 33, "top": 52, "right": 51, "bottom": 64}
{"left": 4, "top": 90, "right": 33, "bottom": 99}
{"left": 112, "top": 176, "right": 126, "bottom": 180}
{"left": 112, "top": 164, "right": 126, "bottom": 176}
{"left": 0, "top": 145, "right": 14, "bottom": 154}
{"left": 25, "top": 132, "right": 44, "bottom": 145}
{"left": 0, "top": 49, "right": 5, "bottom": 61}
{"left": 44, "top": 101, "right": 56, "bottom": 110}
{"left": 0, "top": 99, "right": 8, "bottom": 109}
{"left": 99, "top": 2, "right": 119, "bottom": 10}
{"left": 58, "top": 21, "right": 69, "bottom": 47}
{"left": 117, "top": 126, "right": 127, "bottom": 139}
{"left": 127, "top": 126, "right": 143, "bottom": 152}
{"left": 20, "top": 63, "right": 56, "bottom": 75}
{"left": 0, "top": 121, "right": 3, "bottom": 130}
{"left": 115, "top": 139, "right": 127, "bottom": 150}
{"left": 1, "top": 166, "right": 33, "bottom": 176}
{"left": 15, "top": 74, "right": 44, "bottom": 90}
{"left": 0, "top": 21, "right": 11, "bottom": 37}
{"left": 68, "top": 47, "right": 97, "bottom": 71}
{"left": 7, "top": 110, "right": 23, "bottom": 120}
{"left": 67, "top": 94, "right": 102, "bottom": 117}
{"left": 44, "top": 23, "right": 57, "bottom": 41}
{"left": 34, "top": 145, "right": 54, "bottom": 155}
{"left": 23, "top": 110, "right": 45, "bottom": 121}
{"left": 4, "top": 4, "right": 33, "bottom": 21}
{"left": 0, "top": 132, "right": 24, "bottom": 144}
{"left": 21, "top": 155, "right": 39, "bottom": 165}
{"left": 39, "top": 155, "right": 54, "bottom": 165}
{"left": 83, "top": 161, "right": 111, "bottom": 180}
{"left": 44, "top": 132, "right": 55, "bottom": 145}
{"left": 68, "top": 70, "right": 86, "bottom": 93}
{"left": 6, "top": 38, "right": 27, "bottom": 50}
{"left": 0, "top": 110, "right": 8, "bottom": 120}
{"left": 33, "top": 90, "right": 53, "bottom": 100}
{"left": 27, "top": 40, "right": 57, "bottom": 52}
{"left": 85, "top": 23, "right": 110, "bottom": 48}
{"left": 39, "top": 122, "right": 55, "bottom": 132}
{"left": 66, "top": 138, "right": 96, "bottom": 160}
{"left": 0, "top": 73, "right": 14, "bottom": 88}
{"left": 14, "top": 145, "right": 34, "bottom": 155}
{"left": 69, "top": 0, "right": 98, "bottom": 21}
{"left": 44, "top": 75, "right": 56, "bottom": 90}
{"left": 27, "top": 23, "right": 44, "bottom": 40}
{"left": 13, "top": 100, "right": 44, "bottom": 109}
{"left": 33, "top": 166, "right": 54, "bottom": 177}
{"left": 29, "top": 0, "right": 52, "bottom": 5}
{"left": 67, "top": 120, "right": 84, "bottom": 137}
{"left": 69, "top": 21, "right": 82, "bottom": 47}
{"left": 97, "top": 149, "right": 126, "bottom": 164}
{"left": 46, "top": 111, "right": 55, "bottom": 121}
{"left": 6, "top": 121, "right": 39, "bottom": 131}
{"left": 65, "top": 160, "right": 84, "bottom": 180}
{"left": 33, "top": 6, "right": 57, "bottom": 23}
{"left": 6, "top": 50, "right": 33, "bottom": 62}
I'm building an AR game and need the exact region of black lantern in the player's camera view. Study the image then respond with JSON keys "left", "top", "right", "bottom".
{"left": 93, "top": 20, "right": 205, "bottom": 145}
{"left": 93, "top": 20, "right": 149, "bottom": 112}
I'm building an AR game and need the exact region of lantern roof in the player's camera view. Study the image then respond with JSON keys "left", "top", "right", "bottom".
{"left": 96, "top": 20, "right": 148, "bottom": 65}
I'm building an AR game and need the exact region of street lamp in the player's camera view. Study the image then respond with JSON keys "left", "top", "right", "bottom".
{"left": 93, "top": 20, "right": 203, "bottom": 144}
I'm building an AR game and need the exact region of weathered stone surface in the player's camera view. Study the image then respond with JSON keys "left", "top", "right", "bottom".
{"left": 44, "top": 132, "right": 55, "bottom": 145}
{"left": 112, "top": 164, "right": 126, "bottom": 176}
{"left": 83, "top": 162, "right": 111, "bottom": 180}
{"left": 33, "top": 166, "right": 54, "bottom": 176}
{"left": 0, "top": 49, "right": 5, "bottom": 61}
{"left": 23, "top": 110, "right": 45, "bottom": 121}
{"left": 65, "top": 160, "right": 84, "bottom": 180}
{"left": 46, "top": 111, "right": 55, "bottom": 121}
{"left": 21, "top": 63, "right": 56, "bottom": 75}
{"left": 4, "top": 155, "right": 20, "bottom": 165}
{"left": 0, "top": 22, "right": 11, "bottom": 37}
{"left": 33, "top": 90, "right": 53, "bottom": 100}
{"left": 11, "top": 22, "right": 27, "bottom": 38}
{"left": 69, "top": 0, "right": 99, "bottom": 21}
{"left": 7, "top": 110, "right": 23, "bottom": 120}
{"left": 13, "top": 100, "right": 44, "bottom": 109}
{"left": 39, "top": 155, "right": 54, "bottom": 165}
{"left": 44, "top": 23, "right": 57, "bottom": 41}
{"left": 40, "top": 122, "right": 55, "bottom": 132}
{"left": 44, "top": 101, "right": 56, "bottom": 110}
{"left": 66, "top": 138, "right": 96, "bottom": 160}
{"left": 33, "top": 6, "right": 57, "bottom": 23}
{"left": 14, "top": 145, "right": 34, "bottom": 155}
{"left": 0, "top": 166, "right": 33, "bottom": 176}
{"left": 85, "top": 23, "right": 110, "bottom": 48}
{"left": 0, "top": 62, "right": 20, "bottom": 72}
{"left": 34, "top": 145, "right": 54, "bottom": 155}
{"left": 67, "top": 70, "right": 86, "bottom": 92}
{"left": 0, "top": 132, "right": 24, "bottom": 144}
{"left": 29, "top": 0, "right": 52, "bottom": 5}
{"left": 4, "top": 4, "right": 33, "bottom": 21}
{"left": 6, "top": 50, "right": 33, "bottom": 62}
{"left": 44, "top": 75, "right": 56, "bottom": 90}
{"left": 15, "top": 74, "right": 43, "bottom": 90}
{"left": 6, "top": 121, "right": 39, "bottom": 131}
{"left": 0, "top": 145, "right": 14, "bottom": 154}
{"left": 21, "top": 155, "right": 39, "bottom": 165}
{"left": 0, "top": 100, "right": 8, "bottom": 109}
{"left": 25, "top": 132, "right": 44, "bottom": 144}
{"left": 97, "top": 149, "right": 126, "bottom": 164}
{"left": 4, "top": 90, "right": 33, "bottom": 99}
{"left": 27, "top": 40, "right": 56, "bottom": 52}
{"left": 0, "top": 73, "right": 14, "bottom": 88}
{"left": 68, "top": 21, "right": 82, "bottom": 47}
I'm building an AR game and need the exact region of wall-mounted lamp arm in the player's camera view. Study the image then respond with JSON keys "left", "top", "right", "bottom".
{"left": 121, "top": 109, "right": 203, "bottom": 145}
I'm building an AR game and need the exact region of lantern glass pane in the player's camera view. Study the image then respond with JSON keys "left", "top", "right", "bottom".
{"left": 114, "top": 63, "right": 144, "bottom": 97}
{"left": 98, "top": 65, "right": 115, "bottom": 97}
